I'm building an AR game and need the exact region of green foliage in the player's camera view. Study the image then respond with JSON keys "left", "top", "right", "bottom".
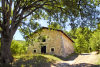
{"left": 65, "top": 25, "right": 100, "bottom": 54}
{"left": 89, "top": 30, "right": 100, "bottom": 51}
{"left": 0, "top": 0, "right": 99, "bottom": 54}
{"left": 15, "top": 0, "right": 99, "bottom": 49}
{"left": 48, "top": 22, "right": 63, "bottom": 30}
{"left": 67, "top": 27, "right": 91, "bottom": 54}
{"left": 74, "top": 35, "right": 89, "bottom": 53}
{"left": 0, "top": 40, "right": 28, "bottom": 55}
{"left": 17, "top": 0, "right": 99, "bottom": 40}
{"left": 0, "top": 0, "right": 99, "bottom": 63}
{"left": 11, "top": 40, "right": 28, "bottom": 54}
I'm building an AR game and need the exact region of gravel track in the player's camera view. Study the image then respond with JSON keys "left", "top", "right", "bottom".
{"left": 51, "top": 52, "right": 99, "bottom": 67}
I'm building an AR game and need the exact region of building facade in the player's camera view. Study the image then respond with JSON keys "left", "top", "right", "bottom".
{"left": 27, "top": 27, "right": 74, "bottom": 57}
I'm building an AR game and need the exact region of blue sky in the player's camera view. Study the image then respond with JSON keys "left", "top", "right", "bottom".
{"left": 14, "top": 19, "right": 71, "bottom": 40}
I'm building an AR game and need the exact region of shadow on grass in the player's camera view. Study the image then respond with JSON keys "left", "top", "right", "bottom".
{"left": 91, "top": 65, "right": 100, "bottom": 67}
{"left": 13, "top": 55, "right": 54, "bottom": 67}
{"left": 52, "top": 63, "right": 100, "bottom": 67}
{"left": 52, "top": 52, "right": 79, "bottom": 61}
{"left": 0, "top": 55, "right": 54, "bottom": 67}
{"left": 0, "top": 53, "right": 99, "bottom": 67}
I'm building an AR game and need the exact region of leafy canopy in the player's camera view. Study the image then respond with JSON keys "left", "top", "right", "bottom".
{"left": 89, "top": 30, "right": 100, "bottom": 51}
{"left": 67, "top": 27, "right": 91, "bottom": 53}
{"left": 0, "top": 0, "right": 99, "bottom": 41}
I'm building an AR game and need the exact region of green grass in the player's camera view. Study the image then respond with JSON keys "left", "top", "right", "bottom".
{"left": 0, "top": 53, "right": 99, "bottom": 67}
{"left": 14, "top": 54, "right": 63, "bottom": 61}
{"left": 0, "top": 54, "right": 63, "bottom": 67}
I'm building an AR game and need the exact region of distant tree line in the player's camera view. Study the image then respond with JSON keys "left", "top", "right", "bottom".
{"left": 65, "top": 23, "right": 100, "bottom": 54}
{"left": 0, "top": 40, "right": 28, "bottom": 55}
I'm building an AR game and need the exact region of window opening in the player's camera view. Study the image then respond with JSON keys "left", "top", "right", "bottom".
{"left": 33, "top": 50, "right": 36, "bottom": 53}
{"left": 42, "top": 39, "right": 46, "bottom": 42}
{"left": 51, "top": 48, "right": 54, "bottom": 52}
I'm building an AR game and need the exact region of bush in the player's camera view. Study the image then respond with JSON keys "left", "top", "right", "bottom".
{"left": 11, "top": 40, "right": 28, "bottom": 55}
{"left": 89, "top": 30, "right": 100, "bottom": 51}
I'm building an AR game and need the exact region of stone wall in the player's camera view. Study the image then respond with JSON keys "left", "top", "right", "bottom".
{"left": 61, "top": 32, "right": 74, "bottom": 57}
{"left": 27, "top": 28, "right": 74, "bottom": 57}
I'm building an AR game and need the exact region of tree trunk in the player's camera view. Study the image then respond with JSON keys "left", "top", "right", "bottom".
{"left": 1, "top": 33, "right": 13, "bottom": 63}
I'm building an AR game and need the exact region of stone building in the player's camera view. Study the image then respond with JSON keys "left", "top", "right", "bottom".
{"left": 27, "top": 27, "right": 74, "bottom": 57}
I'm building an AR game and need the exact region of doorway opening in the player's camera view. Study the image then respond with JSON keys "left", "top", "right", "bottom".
{"left": 41, "top": 46, "right": 46, "bottom": 54}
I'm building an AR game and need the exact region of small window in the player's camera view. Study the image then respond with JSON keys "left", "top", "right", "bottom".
{"left": 51, "top": 48, "right": 54, "bottom": 52}
{"left": 42, "top": 35, "right": 47, "bottom": 42}
{"left": 42, "top": 39, "right": 46, "bottom": 42}
{"left": 33, "top": 49, "right": 36, "bottom": 53}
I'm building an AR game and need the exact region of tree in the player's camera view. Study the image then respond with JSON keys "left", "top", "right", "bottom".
{"left": 11, "top": 40, "right": 28, "bottom": 54}
{"left": 11, "top": 40, "right": 22, "bottom": 54}
{"left": 69, "top": 1, "right": 100, "bottom": 29}
{"left": 0, "top": 0, "right": 99, "bottom": 63}
{"left": 89, "top": 30, "right": 100, "bottom": 51}
{"left": 68, "top": 27, "right": 91, "bottom": 54}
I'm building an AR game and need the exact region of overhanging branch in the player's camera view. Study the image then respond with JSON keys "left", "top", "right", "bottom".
{"left": 20, "top": 22, "right": 32, "bottom": 35}
{"left": 21, "top": 6, "right": 42, "bottom": 20}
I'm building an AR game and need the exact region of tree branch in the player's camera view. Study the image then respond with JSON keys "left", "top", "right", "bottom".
{"left": 22, "top": 6, "right": 43, "bottom": 20}
{"left": 9, "top": 0, "right": 12, "bottom": 18}
{"left": 12, "top": 0, "right": 20, "bottom": 22}
{"left": 11, "top": 0, "right": 56, "bottom": 31}
{"left": 15, "top": 1, "right": 40, "bottom": 19}
{"left": 22, "top": 1, "right": 39, "bottom": 11}
{"left": 7, "top": 0, "right": 10, "bottom": 4}
{"left": 11, "top": 0, "right": 20, "bottom": 29}
{"left": 2, "top": 0, "right": 6, "bottom": 27}
{"left": 16, "top": 0, "right": 54, "bottom": 20}
{"left": 5, "top": 0, "right": 12, "bottom": 29}
{"left": 20, "top": 1, "right": 50, "bottom": 20}
{"left": 11, "top": 9, "right": 24, "bottom": 31}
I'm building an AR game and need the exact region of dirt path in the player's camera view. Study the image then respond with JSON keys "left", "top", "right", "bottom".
{"left": 51, "top": 52, "right": 100, "bottom": 67}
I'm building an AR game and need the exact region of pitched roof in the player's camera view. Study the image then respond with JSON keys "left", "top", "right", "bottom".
{"left": 40, "top": 27, "right": 74, "bottom": 43}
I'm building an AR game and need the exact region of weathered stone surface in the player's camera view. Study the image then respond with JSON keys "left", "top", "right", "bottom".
{"left": 27, "top": 28, "right": 74, "bottom": 57}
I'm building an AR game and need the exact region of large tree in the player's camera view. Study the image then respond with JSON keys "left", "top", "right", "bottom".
{"left": 0, "top": 0, "right": 99, "bottom": 63}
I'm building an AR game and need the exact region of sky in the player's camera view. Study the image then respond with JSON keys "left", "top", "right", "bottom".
{"left": 14, "top": 19, "right": 71, "bottom": 41}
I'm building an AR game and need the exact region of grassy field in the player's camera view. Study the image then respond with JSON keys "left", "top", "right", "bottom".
{"left": 0, "top": 53, "right": 100, "bottom": 67}
{"left": 0, "top": 54, "right": 63, "bottom": 67}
